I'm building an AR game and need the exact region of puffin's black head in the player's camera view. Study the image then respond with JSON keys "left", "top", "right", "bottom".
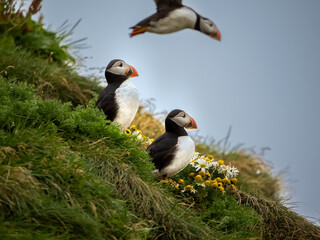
{"left": 198, "top": 17, "right": 221, "bottom": 41}
{"left": 165, "top": 109, "right": 197, "bottom": 134}
{"left": 105, "top": 59, "right": 138, "bottom": 84}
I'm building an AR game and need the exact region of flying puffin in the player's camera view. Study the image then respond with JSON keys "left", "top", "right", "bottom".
{"left": 130, "top": 0, "right": 221, "bottom": 41}
{"left": 147, "top": 109, "right": 197, "bottom": 177}
{"left": 96, "top": 59, "right": 139, "bottom": 131}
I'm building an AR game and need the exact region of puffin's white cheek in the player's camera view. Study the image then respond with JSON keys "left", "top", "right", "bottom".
{"left": 107, "top": 67, "right": 126, "bottom": 76}
{"left": 171, "top": 117, "right": 187, "bottom": 127}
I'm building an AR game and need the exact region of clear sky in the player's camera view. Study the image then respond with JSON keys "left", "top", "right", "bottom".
{"left": 39, "top": 0, "right": 320, "bottom": 222}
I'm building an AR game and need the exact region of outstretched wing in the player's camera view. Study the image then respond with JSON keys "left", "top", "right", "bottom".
{"left": 154, "top": 0, "right": 183, "bottom": 12}
{"left": 147, "top": 132, "right": 178, "bottom": 171}
{"left": 131, "top": 0, "right": 183, "bottom": 28}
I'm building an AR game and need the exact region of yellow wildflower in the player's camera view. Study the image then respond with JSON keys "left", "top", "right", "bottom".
{"left": 231, "top": 178, "right": 238, "bottom": 184}
{"left": 204, "top": 180, "right": 211, "bottom": 186}
{"left": 215, "top": 177, "right": 222, "bottom": 182}
{"left": 130, "top": 125, "right": 137, "bottom": 130}
{"left": 231, "top": 184, "right": 236, "bottom": 189}
{"left": 198, "top": 170, "right": 205, "bottom": 176}
{"left": 212, "top": 181, "right": 218, "bottom": 188}
{"left": 150, "top": 138, "right": 154, "bottom": 143}
{"left": 206, "top": 172, "right": 211, "bottom": 177}
{"left": 189, "top": 172, "right": 195, "bottom": 177}
{"left": 218, "top": 186, "right": 224, "bottom": 192}
{"left": 200, "top": 163, "right": 207, "bottom": 169}
{"left": 183, "top": 185, "right": 197, "bottom": 193}
{"left": 178, "top": 179, "right": 185, "bottom": 184}
{"left": 218, "top": 160, "right": 224, "bottom": 165}
{"left": 208, "top": 155, "right": 214, "bottom": 160}
{"left": 195, "top": 175, "right": 202, "bottom": 181}
{"left": 222, "top": 178, "right": 231, "bottom": 185}
{"left": 125, "top": 129, "right": 131, "bottom": 134}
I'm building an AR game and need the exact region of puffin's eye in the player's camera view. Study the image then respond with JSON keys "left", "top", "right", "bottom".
{"left": 119, "top": 62, "right": 123, "bottom": 67}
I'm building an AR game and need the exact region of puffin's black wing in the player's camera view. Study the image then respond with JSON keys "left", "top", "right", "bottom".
{"left": 132, "top": 12, "right": 165, "bottom": 28}
{"left": 96, "top": 86, "right": 118, "bottom": 122}
{"left": 147, "top": 132, "right": 178, "bottom": 171}
{"left": 131, "top": 0, "right": 183, "bottom": 28}
{"left": 154, "top": 0, "right": 183, "bottom": 11}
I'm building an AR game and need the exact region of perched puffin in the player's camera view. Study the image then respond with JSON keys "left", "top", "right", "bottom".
{"left": 96, "top": 59, "right": 139, "bottom": 131}
{"left": 147, "top": 109, "right": 197, "bottom": 177}
{"left": 130, "top": 0, "right": 221, "bottom": 41}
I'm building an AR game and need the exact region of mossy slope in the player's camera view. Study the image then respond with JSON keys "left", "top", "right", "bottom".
{"left": 0, "top": 77, "right": 218, "bottom": 239}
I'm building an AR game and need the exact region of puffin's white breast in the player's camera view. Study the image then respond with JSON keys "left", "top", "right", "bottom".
{"left": 160, "top": 135, "right": 195, "bottom": 177}
{"left": 148, "top": 7, "right": 197, "bottom": 34}
{"left": 114, "top": 80, "right": 139, "bottom": 130}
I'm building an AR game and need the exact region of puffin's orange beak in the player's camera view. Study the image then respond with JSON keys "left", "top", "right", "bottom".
{"left": 210, "top": 29, "right": 221, "bottom": 41}
{"left": 129, "top": 65, "right": 139, "bottom": 78}
{"left": 130, "top": 26, "right": 147, "bottom": 37}
{"left": 186, "top": 116, "right": 197, "bottom": 129}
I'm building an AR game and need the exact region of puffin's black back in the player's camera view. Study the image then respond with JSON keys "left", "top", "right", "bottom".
{"left": 147, "top": 110, "right": 188, "bottom": 172}
{"left": 96, "top": 60, "right": 127, "bottom": 121}
{"left": 96, "top": 84, "right": 120, "bottom": 121}
{"left": 147, "top": 132, "right": 178, "bottom": 172}
{"left": 133, "top": 12, "right": 169, "bottom": 28}
{"left": 132, "top": 0, "right": 183, "bottom": 28}
{"left": 155, "top": 0, "right": 183, "bottom": 11}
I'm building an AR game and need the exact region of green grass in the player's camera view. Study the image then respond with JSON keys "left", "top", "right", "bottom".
{"left": 0, "top": 0, "right": 77, "bottom": 64}
{"left": 0, "top": 75, "right": 266, "bottom": 240}
{"left": 0, "top": 78, "right": 133, "bottom": 239}
{"left": 0, "top": 77, "right": 218, "bottom": 239}
{"left": 0, "top": 78, "right": 259, "bottom": 239}
{"left": 0, "top": 38, "right": 102, "bottom": 106}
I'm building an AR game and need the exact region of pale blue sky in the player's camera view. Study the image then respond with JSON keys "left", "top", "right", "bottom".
{"left": 40, "top": 0, "right": 320, "bottom": 222}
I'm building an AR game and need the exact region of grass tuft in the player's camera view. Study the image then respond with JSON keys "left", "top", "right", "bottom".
{"left": 0, "top": 39, "right": 102, "bottom": 106}
{"left": 233, "top": 189, "right": 320, "bottom": 240}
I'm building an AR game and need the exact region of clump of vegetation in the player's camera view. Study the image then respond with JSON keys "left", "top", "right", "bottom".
{"left": 234, "top": 190, "right": 320, "bottom": 240}
{"left": 0, "top": 0, "right": 102, "bottom": 106}
{"left": 0, "top": 39, "right": 102, "bottom": 106}
{"left": 0, "top": 77, "right": 217, "bottom": 239}
{"left": 166, "top": 153, "right": 239, "bottom": 194}
{"left": 0, "top": 77, "right": 135, "bottom": 239}
{"left": 195, "top": 142, "right": 281, "bottom": 199}
{"left": 0, "top": 0, "right": 75, "bottom": 63}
